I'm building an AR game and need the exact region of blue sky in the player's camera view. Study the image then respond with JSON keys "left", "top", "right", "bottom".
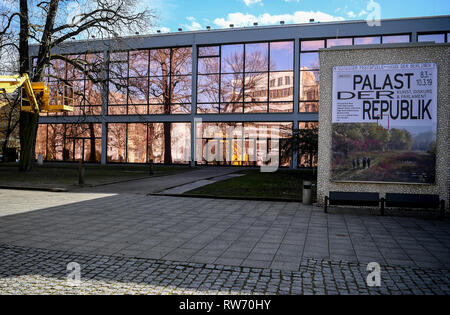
{"left": 149, "top": 0, "right": 450, "bottom": 33}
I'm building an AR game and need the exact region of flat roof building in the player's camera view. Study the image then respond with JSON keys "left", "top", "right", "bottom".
{"left": 31, "top": 15, "right": 450, "bottom": 167}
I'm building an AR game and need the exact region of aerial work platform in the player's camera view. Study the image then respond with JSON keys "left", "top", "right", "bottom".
{"left": 0, "top": 74, "right": 73, "bottom": 113}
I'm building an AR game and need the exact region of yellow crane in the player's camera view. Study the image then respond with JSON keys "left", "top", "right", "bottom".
{"left": 0, "top": 74, "right": 73, "bottom": 113}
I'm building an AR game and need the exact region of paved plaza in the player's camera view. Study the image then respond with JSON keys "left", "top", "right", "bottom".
{"left": 0, "top": 187, "right": 449, "bottom": 295}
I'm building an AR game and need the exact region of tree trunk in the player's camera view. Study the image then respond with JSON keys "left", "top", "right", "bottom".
{"left": 1, "top": 132, "right": 10, "bottom": 162}
{"left": 19, "top": 0, "right": 59, "bottom": 171}
{"left": 18, "top": 0, "right": 34, "bottom": 171}
{"left": 89, "top": 123, "right": 96, "bottom": 162}
{"left": 163, "top": 122, "right": 171, "bottom": 164}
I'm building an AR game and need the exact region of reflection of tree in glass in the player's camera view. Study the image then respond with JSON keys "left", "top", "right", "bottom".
{"left": 148, "top": 48, "right": 192, "bottom": 163}
{"left": 197, "top": 46, "right": 271, "bottom": 113}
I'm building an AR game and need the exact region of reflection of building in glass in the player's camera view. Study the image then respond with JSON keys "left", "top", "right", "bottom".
{"left": 29, "top": 16, "right": 449, "bottom": 167}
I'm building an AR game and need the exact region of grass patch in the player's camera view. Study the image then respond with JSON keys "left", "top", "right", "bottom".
{"left": 0, "top": 163, "right": 191, "bottom": 189}
{"left": 185, "top": 169, "right": 317, "bottom": 202}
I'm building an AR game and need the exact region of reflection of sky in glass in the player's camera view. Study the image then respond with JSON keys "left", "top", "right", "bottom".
{"left": 129, "top": 51, "right": 149, "bottom": 77}
{"left": 382, "top": 35, "right": 410, "bottom": 44}
{"left": 221, "top": 73, "right": 243, "bottom": 102}
{"left": 245, "top": 43, "right": 268, "bottom": 72}
{"left": 198, "top": 57, "right": 219, "bottom": 74}
{"left": 300, "top": 52, "right": 319, "bottom": 70}
{"left": 327, "top": 38, "right": 352, "bottom": 47}
{"left": 301, "top": 40, "right": 325, "bottom": 51}
{"left": 418, "top": 34, "right": 445, "bottom": 43}
{"left": 150, "top": 49, "right": 171, "bottom": 76}
{"left": 221, "top": 44, "right": 244, "bottom": 73}
{"left": 270, "top": 41, "right": 293, "bottom": 71}
{"left": 199, "top": 46, "right": 219, "bottom": 57}
{"left": 197, "top": 75, "right": 219, "bottom": 103}
{"left": 354, "top": 37, "right": 381, "bottom": 45}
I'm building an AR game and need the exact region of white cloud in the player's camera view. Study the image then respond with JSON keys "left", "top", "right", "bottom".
{"left": 347, "top": 11, "right": 356, "bottom": 18}
{"left": 183, "top": 16, "right": 203, "bottom": 31}
{"left": 214, "top": 11, "right": 344, "bottom": 28}
{"left": 158, "top": 27, "right": 171, "bottom": 33}
{"left": 358, "top": 9, "right": 368, "bottom": 17}
{"left": 242, "top": 0, "right": 263, "bottom": 7}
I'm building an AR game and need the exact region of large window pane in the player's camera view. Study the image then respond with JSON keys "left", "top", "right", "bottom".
{"left": 128, "top": 78, "right": 148, "bottom": 104}
{"left": 327, "top": 38, "right": 352, "bottom": 47}
{"left": 199, "top": 46, "right": 219, "bottom": 57}
{"left": 221, "top": 73, "right": 244, "bottom": 103}
{"left": 47, "top": 124, "right": 64, "bottom": 160}
{"left": 354, "top": 36, "right": 381, "bottom": 45}
{"left": 270, "top": 41, "right": 293, "bottom": 71}
{"left": 300, "top": 70, "right": 320, "bottom": 101}
{"left": 171, "top": 123, "right": 191, "bottom": 164}
{"left": 171, "top": 104, "right": 191, "bottom": 114}
{"left": 129, "top": 50, "right": 149, "bottom": 77}
{"left": 221, "top": 44, "right": 244, "bottom": 73}
{"left": 109, "top": 52, "right": 128, "bottom": 78}
{"left": 269, "top": 72, "right": 293, "bottom": 102}
{"left": 300, "top": 52, "right": 319, "bottom": 70}
{"left": 171, "top": 75, "right": 192, "bottom": 104}
{"left": 172, "top": 47, "right": 192, "bottom": 75}
{"left": 197, "top": 103, "right": 219, "bottom": 114}
{"left": 150, "top": 49, "right": 171, "bottom": 76}
{"left": 109, "top": 80, "right": 127, "bottom": 105}
{"left": 298, "top": 122, "right": 318, "bottom": 168}
{"left": 85, "top": 81, "right": 102, "bottom": 105}
{"left": 299, "top": 102, "right": 319, "bottom": 113}
{"left": 245, "top": 43, "right": 269, "bottom": 72}
{"left": 127, "top": 123, "right": 147, "bottom": 163}
{"left": 148, "top": 123, "right": 164, "bottom": 163}
{"left": 382, "top": 35, "right": 410, "bottom": 44}
{"left": 220, "top": 102, "right": 243, "bottom": 114}
{"left": 197, "top": 74, "right": 220, "bottom": 103}
{"left": 107, "top": 123, "right": 126, "bottom": 162}
{"left": 301, "top": 40, "right": 325, "bottom": 51}
{"left": 35, "top": 125, "right": 47, "bottom": 159}
{"left": 85, "top": 53, "right": 104, "bottom": 80}
{"left": 198, "top": 57, "right": 220, "bottom": 74}
{"left": 67, "top": 54, "right": 85, "bottom": 80}
{"left": 269, "top": 102, "right": 293, "bottom": 113}
{"left": 245, "top": 72, "right": 268, "bottom": 103}
{"left": 418, "top": 33, "right": 446, "bottom": 43}
{"left": 48, "top": 59, "right": 66, "bottom": 81}
{"left": 149, "top": 77, "right": 168, "bottom": 104}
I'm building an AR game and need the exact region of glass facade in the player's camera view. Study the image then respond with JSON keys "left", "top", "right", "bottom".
{"left": 106, "top": 122, "right": 190, "bottom": 164}
{"left": 33, "top": 19, "right": 448, "bottom": 167}
{"left": 417, "top": 33, "right": 448, "bottom": 43}
{"left": 108, "top": 47, "right": 193, "bottom": 115}
{"left": 195, "top": 122, "right": 293, "bottom": 167}
{"left": 37, "top": 53, "right": 104, "bottom": 117}
{"left": 35, "top": 123, "right": 102, "bottom": 162}
{"left": 197, "top": 41, "right": 294, "bottom": 114}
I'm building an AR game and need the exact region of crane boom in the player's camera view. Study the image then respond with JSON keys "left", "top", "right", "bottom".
{"left": 0, "top": 74, "right": 40, "bottom": 112}
{"left": 0, "top": 74, "right": 72, "bottom": 113}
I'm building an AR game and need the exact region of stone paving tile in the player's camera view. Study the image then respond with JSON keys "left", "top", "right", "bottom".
{"left": 0, "top": 244, "right": 448, "bottom": 295}
{"left": 1, "top": 190, "right": 449, "bottom": 272}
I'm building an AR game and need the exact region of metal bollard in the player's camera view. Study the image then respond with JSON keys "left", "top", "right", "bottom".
{"left": 37, "top": 153, "right": 44, "bottom": 165}
{"left": 149, "top": 159, "right": 154, "bottom": 176}
{"left": 302, "top": 180, "right": 312, "bottom": 205}
{"left": 78, "top": 161, "right": 85, "bottom": 186}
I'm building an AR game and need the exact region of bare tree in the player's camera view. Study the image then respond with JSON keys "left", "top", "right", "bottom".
{"left": 0, "top": 0, "right": 156, "bottom": 171}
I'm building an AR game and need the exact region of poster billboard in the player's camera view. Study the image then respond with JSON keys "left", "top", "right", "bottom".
{"left": 331, "top": 63, "right": 437, "bottom": 183}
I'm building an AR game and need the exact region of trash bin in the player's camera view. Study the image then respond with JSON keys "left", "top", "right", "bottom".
{"left": 302, "top": 180, "right": 312, "bottom": 205}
